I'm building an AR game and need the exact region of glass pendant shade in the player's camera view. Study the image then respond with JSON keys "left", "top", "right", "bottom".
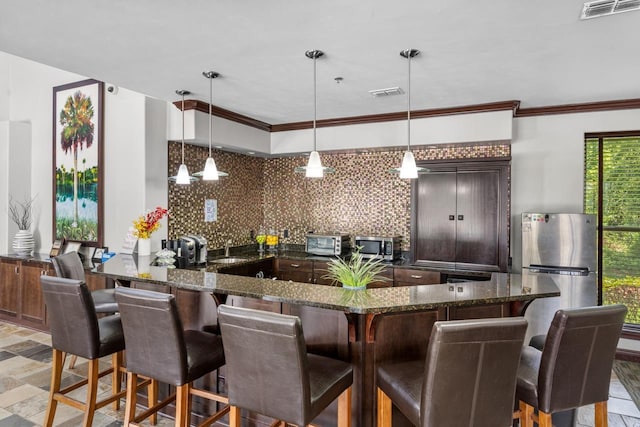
{"left": 194, "top": 71, "right": 228, "bottom": 180}
{"left": 294, "top": 49, "right": 335, "bottom": 178}
{"left": 390, "top": 48, "right": 428, "bottom": 179}
{"left": 169, "top": 89, "right": 198, "bottom": 184}
{"left": 176, "top": 163, "right": 191, "bottom": 184}
{"left": 305, "top": 151, "right": 324, "bottom": 178}
{"left": 202, "top": 157, "right": 219, "bottom": 180}
{"left": 399, "top": 151, "right": 419, "bottom": 179}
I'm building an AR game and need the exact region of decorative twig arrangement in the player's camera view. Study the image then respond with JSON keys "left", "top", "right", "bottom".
{"left": 9, "top": 195, "right": 35, "bottom": 230}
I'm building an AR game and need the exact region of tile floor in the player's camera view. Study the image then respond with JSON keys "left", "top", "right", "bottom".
{"left": 0, "top": 320, "right": 639, "bottom": 426}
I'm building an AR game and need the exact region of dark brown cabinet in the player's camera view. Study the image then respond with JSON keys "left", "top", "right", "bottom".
{"left": 393, "top": 268, "right": 440, "bottom": 287}
{"left": 275, "top": 259, "right": 313, "bottom": 283}
{"left": 0, "top": 258, "right": 51, "bottom": 330}
{"left": 412, "top": 160, "right": 509, "bottom": 272}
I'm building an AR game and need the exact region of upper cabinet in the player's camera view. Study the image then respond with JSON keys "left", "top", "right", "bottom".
{"left": 411, "top": 160, "right": 510, "bottom": 272}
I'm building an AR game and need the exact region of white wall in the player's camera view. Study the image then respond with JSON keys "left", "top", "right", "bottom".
{"left": 270, "top": 110, "right": 513, "bottom": 154}
{"left": 0, "top": 121, "right": 31, "bottom": 253}
{"left": 2, "top": 52, "right": 169, "bottom": 254}
{"left": 0, "top": 55, "right": 9, "bottom": 121}
{"left": 171, "top": 108, "right": 271, "bottom": 154}
{"left": 511, "top": 109, "right": 640, "bottom": 272}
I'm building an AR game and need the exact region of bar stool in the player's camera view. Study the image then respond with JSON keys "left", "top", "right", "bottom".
{"left": 217, "top": 305, "right": 353, "bottom": 427}
{"left": 41, "top": 276, "right": 127, "bottom": 427}
{"left": 51, "top": 251, "right": 118, "bottom": 369}
{"left": 376, "top": 317, "right": 527, "bottom": 427}
{"left": 516, "top": 305, "right": 627, "bottom": 427}
{"left": 115, "top": 287, "right": 229, "bottom": 427}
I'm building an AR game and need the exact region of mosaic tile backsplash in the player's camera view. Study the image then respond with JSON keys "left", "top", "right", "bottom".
{"left": 168, "top": 142, "right": 510, "bottom": 251}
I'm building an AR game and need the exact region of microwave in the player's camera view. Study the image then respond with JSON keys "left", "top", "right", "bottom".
{"left": 354, "top": 236, "right": 401, "bottom": 261}
{"left": 305, "top": 234, "right": 351, "bottom": 256}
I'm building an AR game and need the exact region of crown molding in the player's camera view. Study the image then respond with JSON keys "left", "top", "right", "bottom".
{"left": 270, "top": 100, "right": 520, "bottom": 132}
{"left": 515, "top": 98, "right": 640, "bottom": 117}
{"left": 175, "top": 97, "right": 640, "bottom": 133}
{"left": 172, "top": 99, "right": 272, "bottom": 132}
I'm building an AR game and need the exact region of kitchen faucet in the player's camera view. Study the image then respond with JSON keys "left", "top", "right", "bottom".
{"left": 224, "top": 239, "right": 232, "bottom": 257}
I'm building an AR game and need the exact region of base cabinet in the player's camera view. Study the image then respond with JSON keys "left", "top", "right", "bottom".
{"left": 0, "top": 258, "right": 51, "bottom": 331}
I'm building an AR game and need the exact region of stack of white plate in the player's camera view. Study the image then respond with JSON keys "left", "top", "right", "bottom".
{"left": 12, "top": 230, "right": 34, "bottom": 256}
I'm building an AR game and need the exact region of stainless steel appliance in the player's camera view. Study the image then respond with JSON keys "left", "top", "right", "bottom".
{"left": 185, "top": 235, "right": 208, "bottom": 265}
{"left": 521, "top": 212, "right": 598, "bottom": 343}
{"left": 305, "top": 233, "right": 351, "bottom": 256}
{"left": 176, "top": 236, "right": 196, "bottom": 267}
{"left": 354, "top": 236, "right": 401, "bottom": 261}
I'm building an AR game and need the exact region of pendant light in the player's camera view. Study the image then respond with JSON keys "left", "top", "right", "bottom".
{"left": 169, "top": 89, "right": 198, "bottom": 184}
{"left": 391, "top": 49, "right": 428, "bottom": 179}
{"left": 194, "top": 71, "right": 228, "bottom": 180}
{"left": 294, "top": 49, "right": 335, "bottom": 178}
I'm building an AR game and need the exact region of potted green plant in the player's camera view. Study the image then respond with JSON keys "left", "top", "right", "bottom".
{"left": 323, "top": 247, "right": 389, "bottom": 290}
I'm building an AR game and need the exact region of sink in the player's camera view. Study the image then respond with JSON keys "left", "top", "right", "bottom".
{"left": 210, "top": 257, "right": 249, "bottom": 264}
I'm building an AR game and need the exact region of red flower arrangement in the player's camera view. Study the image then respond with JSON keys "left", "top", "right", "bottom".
{"left": 133, "top": 207, "right": 169, "bottom": 239}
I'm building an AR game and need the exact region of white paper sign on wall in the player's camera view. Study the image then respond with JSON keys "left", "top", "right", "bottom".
{"left": 205, "top": 199, "right": 217, "bottom": 222}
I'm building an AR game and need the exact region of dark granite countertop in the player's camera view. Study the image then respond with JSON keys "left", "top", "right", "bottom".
{"left": 0, "top": 253, "right": 99, "bottom": 269}
{"left": 95, "top": 254, "right": 559, "bottom": 314}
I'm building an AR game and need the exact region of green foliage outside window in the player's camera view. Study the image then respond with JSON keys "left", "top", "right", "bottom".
{"left": 585, "top": 136, "right": 640, "bottom": 324}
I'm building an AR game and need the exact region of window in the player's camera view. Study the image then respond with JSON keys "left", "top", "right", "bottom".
{"left": 584, "top": 132, "right": 640, "bottom": 326}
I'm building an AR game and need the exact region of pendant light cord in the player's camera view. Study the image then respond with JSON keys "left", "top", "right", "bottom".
{"left": 181, "top": 92, "right": 185, "bottom": 164}
{"left": 313, "top": 52, "right": 317, "bottom": 152}
{"left": 407, "top": 51, "right": 411, "bottom": 152}
{"left": 208, "top": 76, "right": 213, "bottom": 157}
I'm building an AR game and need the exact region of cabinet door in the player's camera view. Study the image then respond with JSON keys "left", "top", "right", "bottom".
{"left": 0, "top": 260, "right": 19, "bottom": 318}
{"left": 312, "top": 261, "right": 334, "bottom": 286}
{"left": 20, "top": 261, "right": 49, "bottom": 327}
{"left": 455, "top": 169, "right": 500, "bottom": 267}
{"left": 414, "top": 170, "right": 457, "bottom": 264}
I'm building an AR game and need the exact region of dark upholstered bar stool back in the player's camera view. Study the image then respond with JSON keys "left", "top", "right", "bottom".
{"left": 517, "top": 304, "right": 627, "bottom": 427}
{"left": 218, "top": 304, "right": 353, "bottom": 427}
{"left": 115, "top": 287, "right": 229, "bottom": 427}
{"left": 51, "top": 251, "right": 118, "bottom": 313}
{"left": 377, "top": 317, "right": 528, "bottom": 427}
{"left": 41, "top": 275, "right": 126, "bottom": 427}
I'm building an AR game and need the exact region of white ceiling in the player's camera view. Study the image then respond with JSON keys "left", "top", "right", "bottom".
{"left": 1, "top": 0, "right": 639, "bottom": 125}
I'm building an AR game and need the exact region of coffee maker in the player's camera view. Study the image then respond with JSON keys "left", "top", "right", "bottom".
{"left": 185, "top": 235, "right": 208, "bottom": 265}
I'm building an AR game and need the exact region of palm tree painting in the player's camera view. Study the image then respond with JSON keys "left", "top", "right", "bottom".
{"left": 53, "top": 79, "right": 104, "bottom": 245}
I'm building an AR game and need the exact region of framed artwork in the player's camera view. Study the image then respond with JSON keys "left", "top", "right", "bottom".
{"left": 52, "top": 79, "right": 104, "bottom": 246}
{"left": 62, "top": 241, "right": 82, "bottom": 254}
{"left": 93, "top": 246, "right": 108, "bottom": 261}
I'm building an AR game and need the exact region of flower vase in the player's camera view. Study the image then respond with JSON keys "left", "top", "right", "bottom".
{"left": 137, "top": 238, "right": 151, "bottom": 256}
{"left": 12, "top": 229, "right": 34, "bottom": 256}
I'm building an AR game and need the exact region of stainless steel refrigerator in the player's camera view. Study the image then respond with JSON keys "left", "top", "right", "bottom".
{"left": 521, "top": 212, "right": 598, "bottom": 343}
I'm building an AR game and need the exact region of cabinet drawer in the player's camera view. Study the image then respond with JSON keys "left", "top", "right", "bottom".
{"left": 394, "top": 268, "right": 440, "bottom": 286}
{"left": 277, "top": 259, "right": 313, "bottom": 272}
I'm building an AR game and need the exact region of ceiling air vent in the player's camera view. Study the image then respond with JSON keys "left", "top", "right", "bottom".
{"left": 368, "top": 87, "right": 404, "bottom": 97}
{"left": 581, "top": 0, "right": 640, "bottom": 19}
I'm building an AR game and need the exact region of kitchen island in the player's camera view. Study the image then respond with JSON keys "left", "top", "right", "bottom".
{"left": 96, "top": 254, "right": 559, "bottom": 427}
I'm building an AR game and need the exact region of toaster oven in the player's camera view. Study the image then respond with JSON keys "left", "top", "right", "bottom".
{"left": 305, "top": 234, "right": 351, "bottom": 256}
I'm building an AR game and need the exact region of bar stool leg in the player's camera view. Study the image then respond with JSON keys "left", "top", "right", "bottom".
{"left": 338, "top": 386, "right": 352, "bottom": 427}
{"left": 229, "top": 406, "right": 241, "bottom": 427}
{"left": 519, "top": 401, "right": 533, "bottom": 427}
{"left": 112, "top": 352, "right": 123, "bottom": 410}
{"left": 44, "top": 349, "right": 64, "bottom": 427}
{"left": 149, "top": 378, "right": 158, "bottom": 425}
{"left": 123, "top": 372, "right": 138, "bottom": 427}
{"left": 595, "top": 401, "right": 608, "bottom": 427}
{"left": 82, "top": 359, "right": 100, "bottom": 426}
{"left": 538, "top": 411, "right": 553, "bottom": 427}
{"left": 377, "top": 388, "right": 392, "bottom": 427}
{"left": 175, "top": 383, "right": 191, "bottom": 427}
